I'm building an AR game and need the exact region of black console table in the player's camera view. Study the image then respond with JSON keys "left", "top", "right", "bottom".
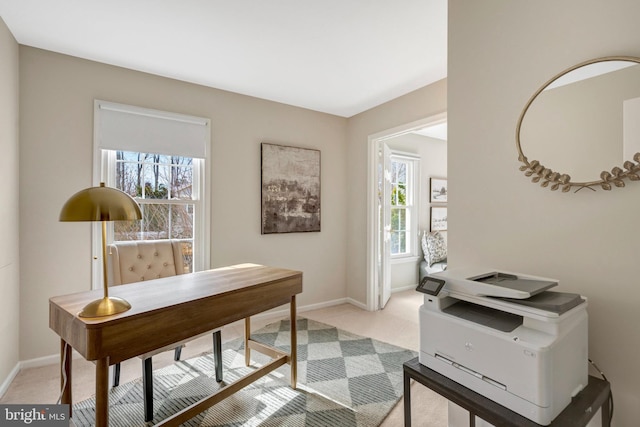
{"left": 403, "top": 357, "right": 611, "bottom": 427}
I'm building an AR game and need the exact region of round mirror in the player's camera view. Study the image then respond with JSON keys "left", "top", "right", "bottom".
{"left": 516, "top": 56, "right": 640, "bottom": 192}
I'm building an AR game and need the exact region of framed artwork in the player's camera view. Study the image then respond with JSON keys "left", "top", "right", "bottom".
{"left": 430, "top": 206, "right": 448, "bottom": 232}
{"left": 261, "top": 143, "right": 321, "bottom": 234}
{"left": 430, "top": 178, "right": 448, "bottom": 203}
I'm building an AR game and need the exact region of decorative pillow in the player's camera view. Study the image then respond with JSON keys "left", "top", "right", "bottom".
{"left": 421, "top": 231, "right": 447, "bottom": 267}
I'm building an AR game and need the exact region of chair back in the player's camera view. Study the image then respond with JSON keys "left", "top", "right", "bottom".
{"left": 107, "top": 240, "right": 185, "bottom": 286}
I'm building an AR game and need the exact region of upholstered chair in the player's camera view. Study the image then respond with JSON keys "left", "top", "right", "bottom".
{"left": 107, "top": 240, "right": 223, "bottom": 422}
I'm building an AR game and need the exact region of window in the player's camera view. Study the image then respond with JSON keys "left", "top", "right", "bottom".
{"left": 93, "top": 100, "right": 210, "bottom": 287}
{"left": 110, "top": 151, "right": 199, "bottom": 272}
{"left": 390, "top": 154, "right": 419, "bottom": 258}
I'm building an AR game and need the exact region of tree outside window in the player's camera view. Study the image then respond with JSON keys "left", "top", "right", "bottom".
{"left": 113, "top": 151, "right": 196, "bottom": 272}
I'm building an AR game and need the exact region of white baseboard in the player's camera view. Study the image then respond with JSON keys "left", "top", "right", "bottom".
{"left": 19, "top": 347, "right": 86, "bottom": 372}
{"left": 228, "top": 297, "right": 350, "bottom": 325}
{"left": 346, "top": 297, "right": 368, "bottom": 310}
{"left": 0, "top": 362, "right": 20, "bottom": 398}
{"left": 391, "top": 284, "right": 417, "bottom": 293}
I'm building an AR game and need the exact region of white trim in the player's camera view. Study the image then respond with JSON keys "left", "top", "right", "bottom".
{"left": 367, "top": 112, "right": 447, "bottom": 311}
{"left": 0, "top": 362, "right": 20, "bottom": 398}
{"left": 196, "top": 156, "right": 211, "bottom": 270}
{"left": 391, "top": 284, "right": 418, "bottom": 293}
{"left": 346, "top": 297, "right": 368, "bottom": 311}
{"left": 241, "top": 297, "right": 350, "bottom": 323}
{"left": 391, "top": 256, "right": 421, "bottom": 265}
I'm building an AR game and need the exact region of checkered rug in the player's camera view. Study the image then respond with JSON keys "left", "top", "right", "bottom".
{"left": 72, "top": 318, "right": 416, "bottom": 426}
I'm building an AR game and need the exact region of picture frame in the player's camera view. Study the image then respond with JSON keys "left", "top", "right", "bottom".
{"left": 430, "top": 178, "right": 447, "bottom": 203}
{"left": 261, "top": 143, "right": 321, "bottom": 234}
{"left": 430, "top": 206, "right": 447, "bottom": 232}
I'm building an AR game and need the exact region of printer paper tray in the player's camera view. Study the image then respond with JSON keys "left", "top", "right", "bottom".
{"left": 420, "top": 350, "right": 555, "bottom": 425}
{"left": 434, "top": 353, "right": 506, "bottom": 390}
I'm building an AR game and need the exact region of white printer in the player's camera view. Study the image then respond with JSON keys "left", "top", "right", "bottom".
{"left": 417, "top": 267, "right": 588, "bottom": 426}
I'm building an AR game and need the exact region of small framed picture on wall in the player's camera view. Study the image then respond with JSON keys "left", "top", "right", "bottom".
{"left": 430, "top": 207, "right": 448, "bottom": 232}
{"left": 430, "top": 178, "right": 447, "bottom": 203}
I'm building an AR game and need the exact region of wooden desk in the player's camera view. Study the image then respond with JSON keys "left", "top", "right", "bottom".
{"left": 49, "top": 263, "right": 302, "bottom": 427}
{"left": 403, "top": 357, "right": 611, "bottom": 427}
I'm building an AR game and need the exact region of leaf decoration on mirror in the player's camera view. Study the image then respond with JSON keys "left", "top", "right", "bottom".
{"left": 518, "top": 156, "right": 572, "bottom": 192}
{"left": 519, "top": 153, "right": 640, "bottom": 192}
{"left": 594, "top": 153, "right": 640, "bottom": 190}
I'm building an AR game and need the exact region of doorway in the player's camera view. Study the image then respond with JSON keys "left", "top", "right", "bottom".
{"left": 366, "top": 112, "right": 447, "bottom": 311}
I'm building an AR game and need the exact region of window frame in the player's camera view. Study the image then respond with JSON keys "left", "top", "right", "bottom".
{"left": 389, "top": 152, "right": 420, "bottom": 260}
{"left": 92, "top": 102, "right": 211, "bottom": 290}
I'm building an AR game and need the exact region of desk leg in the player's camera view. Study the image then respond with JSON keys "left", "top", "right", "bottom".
{"left": 60, "top": 340, "right": 72, "bottom": 415}
{"left": 244, "top": 317, "right": 251, "bottom": 367}
{"left": 404, "top": 372, "right": 411, "bottom": 427}
{"left": 95, "top": 357, "right": 109, "bottom": 427}
{"left": 290, "top": 294, "right": 297, "bottom": 390}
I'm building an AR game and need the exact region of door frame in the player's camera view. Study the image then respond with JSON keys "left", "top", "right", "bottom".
{"left": 366, "top": 112, "right": 447, "bottom": 311}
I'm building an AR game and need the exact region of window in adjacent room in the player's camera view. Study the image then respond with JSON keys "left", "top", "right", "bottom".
{"left": 390, "top": 153, "right": 419, "bottom": 258}
{"left": 93, "top": 100, "right": 210, "bottom": 287}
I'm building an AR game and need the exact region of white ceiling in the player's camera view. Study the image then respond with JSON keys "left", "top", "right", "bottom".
{"left": 0, "top": 0, "right": 447, "bottom": 118}
{"left": 414, "top": 122, "right": 447, "bottom": 141}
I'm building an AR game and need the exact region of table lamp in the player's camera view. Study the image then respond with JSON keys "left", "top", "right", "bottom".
{"left": 59, "top": 182, "right": 142, "bottom": 317}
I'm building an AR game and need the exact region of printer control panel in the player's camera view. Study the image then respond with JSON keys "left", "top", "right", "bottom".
{"left": 416, "top": 276, "right": 446, "bottom": 296}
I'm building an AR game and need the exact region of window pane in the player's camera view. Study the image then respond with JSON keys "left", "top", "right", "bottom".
{"left": 114, "top": 218, "right": 141, "bottom": 241}
{"left": 179, "top": 241, "right": 193, "bottom": 274}
{"left": 171, "top": 164, "right": 193, "bottom": 199}
{"left": 119, "top": 151, "right": 141, "bottom": 162}
{"left": 398, "top": 208, "right": 406, "bottom": 231}
{"left": 391, "top": 232, "right": 399, "bottom": 254}
{"left": 171, "top": 204, "right": 194, "bottom": 239}
{"left": 400, "top": 231, "right": 406, "bottom": 253}
{"left": 391, "top": 231, "right": 407, "bottom": 255}
{"left": 116, "top": 161, "right": 141, "bottom": 197}
{"left": 156, "top": 154, "right": 171, "bottom": 164}
{"left": 391, "top": 209, "right": 399, "bottom": 229}
{"left": 140, "top": 163, "right": 169, "bottom": 199}
{"left": 397, "top": 162, "right": 407, "bottom": 184}
{"left": 141, "top": 204, "right": 169, "bottom": 239}
{"left": 397, "top": 184, "right": 406, "bottom": 206}
{"left": 116, "top": 151, "right": 196, "bottom": 201}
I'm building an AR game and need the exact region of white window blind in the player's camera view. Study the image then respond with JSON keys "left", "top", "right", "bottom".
{"left": 95, "top": 100, "right": 209, "bottom": 158}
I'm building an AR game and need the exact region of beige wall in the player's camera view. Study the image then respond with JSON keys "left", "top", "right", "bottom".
{"left": 346, "top": 79, "right": 447, "bottom": 303}
{"left": 0, "top": 17, "right": 20, "bottom": 388}
{"left": 449, "top": 0, "right": 640, "bottom": 424}
{"left": 18, "top": 47, "right": 348, "bottom": 361}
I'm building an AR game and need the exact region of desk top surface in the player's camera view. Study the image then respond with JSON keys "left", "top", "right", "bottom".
{"left": 50, "top": 263, "right": 302, "bottom": 327}
{"left": 49, "top": 264, "right": 302, "bottom": 361}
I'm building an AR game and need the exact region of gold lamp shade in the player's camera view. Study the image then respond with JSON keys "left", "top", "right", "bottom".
{"left": 60, "top": 183, "right": 142, "bottom": 318}
{"left": 59, "top": 183, "right": 142, "bottom": 222}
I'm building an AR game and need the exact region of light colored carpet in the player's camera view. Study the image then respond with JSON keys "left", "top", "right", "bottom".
{"left": 72, "top": 318, "right": 417, "bottom": 426}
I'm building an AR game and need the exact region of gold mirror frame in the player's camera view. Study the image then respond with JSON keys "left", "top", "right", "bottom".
{"left": 516, "top": 56, "right": 640, "bottom": 192}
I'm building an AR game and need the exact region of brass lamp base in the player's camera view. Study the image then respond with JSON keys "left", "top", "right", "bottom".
{"left": 78, "top": 297, "right": 132, "bottom": 318}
